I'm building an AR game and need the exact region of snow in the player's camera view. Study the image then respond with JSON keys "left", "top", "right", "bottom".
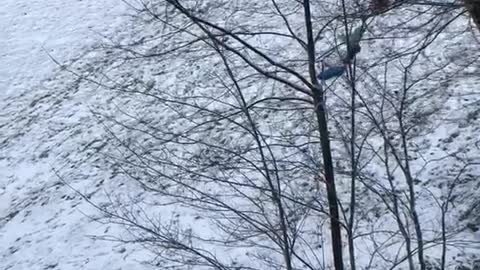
{"left": 1, "top": 1, "right": 479, "bottom": 269}
{"left": 0, "top": 0, "right": 121, "bottom": 97}
{"left": 0, "top": 0, "right": 154, "bottom": 269}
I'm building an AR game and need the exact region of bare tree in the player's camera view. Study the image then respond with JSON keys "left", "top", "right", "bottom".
{"left": 60, "top": 0, "right": 480, "bottom": 269}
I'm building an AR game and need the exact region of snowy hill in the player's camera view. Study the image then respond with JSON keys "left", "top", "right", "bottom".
{"left": 1, "top": 1, "right": 480, "bottom": 270}
{"left": 0, "top": 1, "right": 154, "bottom": 269}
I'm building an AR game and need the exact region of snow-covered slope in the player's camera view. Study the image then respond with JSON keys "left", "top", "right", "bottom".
{"left": 1, "top": 1, "right": 480, "bottom": 270}
{"left": 0, "top": 1, "right": 154, "bottom": 269}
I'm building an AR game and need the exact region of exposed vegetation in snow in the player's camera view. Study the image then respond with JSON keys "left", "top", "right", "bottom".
{"left": 1, "top": 0, "right": 480, "bottom": 270}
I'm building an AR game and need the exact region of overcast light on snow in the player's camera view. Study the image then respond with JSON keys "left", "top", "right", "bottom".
{"left": 1, "top": 1, "right": 480, "bottom": 270}
{"left": 0, "top": 1, "right": 154, "bottom": 269}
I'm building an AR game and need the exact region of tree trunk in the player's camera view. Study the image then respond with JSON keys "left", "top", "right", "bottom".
{"left": 303, "top": 1, "right": 344, "bottom": 270}
{"left": 465, "top": 0, "right": 480, "bottom": 31}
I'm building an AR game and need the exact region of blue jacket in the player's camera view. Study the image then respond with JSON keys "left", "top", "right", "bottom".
{"left": 317, "top": 66, "right": 345, "bottom": 80}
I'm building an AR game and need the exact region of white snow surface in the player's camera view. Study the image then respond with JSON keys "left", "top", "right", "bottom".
{"left": 0, "top": 1, "right": 154, "bottom": 269}
{"left": 1, "top": 1, "right": 480, "bottom": 270}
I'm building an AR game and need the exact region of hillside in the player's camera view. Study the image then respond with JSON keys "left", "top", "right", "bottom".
{"left": 0, "top": 0, "right": 154, "bottom": 269}
{"left": 1, "top": 1, "right": 480, "bottom": 270}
